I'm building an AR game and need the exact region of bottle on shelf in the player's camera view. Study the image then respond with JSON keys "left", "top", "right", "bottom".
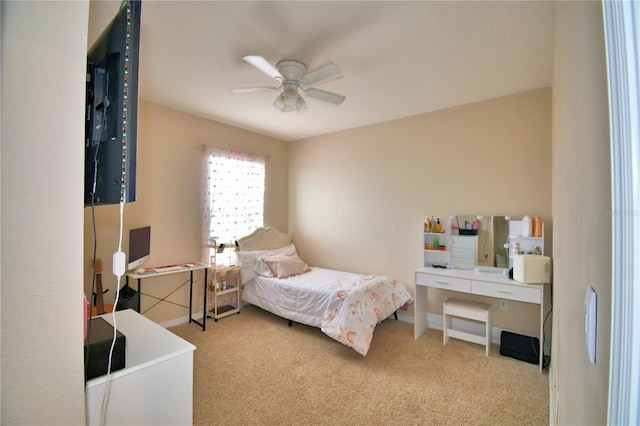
{"left": 522, "top": 215, "right": 531, "bottom": 237}
{"left": 532, "top": 216, "right": 543, "bottom": 237}
{"left": 451, "top": 218, "right": 459, "bottom": 235}
{"left": 424, "top": 216, "right": 432, "bottom": 233}
{"left": 511, "top": 242, "right": 520, "bottom": 255}
{"left": 434, "top": 218, "right": 442, "bottom": 233}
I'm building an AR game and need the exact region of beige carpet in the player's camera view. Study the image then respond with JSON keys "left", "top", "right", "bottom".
{"left": 170, "top": 305, "right": 548, "bottom": 426}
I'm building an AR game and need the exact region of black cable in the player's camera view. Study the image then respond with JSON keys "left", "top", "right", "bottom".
{"left": 541, "top": 305, "right": 553, "bottom": 369}
{"left": 541, "top": 283, "right": 554, "bottom": 369}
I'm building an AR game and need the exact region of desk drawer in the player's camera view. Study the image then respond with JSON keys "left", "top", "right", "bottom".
{"left": 416, "top": 273, "right": 471, "bottom": 292}
{"left": 472, "top": 281, "right": 542, "bottom": 304}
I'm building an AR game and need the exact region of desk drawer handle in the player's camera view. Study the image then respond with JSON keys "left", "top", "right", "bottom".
{"left": 435, "top": 280, "right": 450, "bottom": 286}
{"left": 497, "top": 290, "right": 513, "bottom": 294}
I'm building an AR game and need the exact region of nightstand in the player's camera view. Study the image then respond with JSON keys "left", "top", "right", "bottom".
{"left": 208, "top": 266, "right": 241, "bottom": 321}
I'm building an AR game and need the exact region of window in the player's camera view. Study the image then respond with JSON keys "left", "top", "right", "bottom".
{"left": 202, "top": 147, "right": 265, "bottom": 266}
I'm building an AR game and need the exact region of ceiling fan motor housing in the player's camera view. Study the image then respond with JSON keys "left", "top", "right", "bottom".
{"left": 276, "top": 60, "right": 307, "bottom": 80}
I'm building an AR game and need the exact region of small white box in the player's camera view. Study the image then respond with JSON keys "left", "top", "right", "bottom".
{"left": 513, "top": 255, "right": 551, "bottom": 284}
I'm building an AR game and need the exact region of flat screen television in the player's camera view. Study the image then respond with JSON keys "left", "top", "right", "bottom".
{"left": 85, "top": 1, "right": 141, "bottom": 206}
{"left": 128, "top": 226, "right": 150, "bottom": 270}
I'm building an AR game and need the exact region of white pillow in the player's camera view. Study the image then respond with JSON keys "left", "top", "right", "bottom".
{"left": 239, "top": 243, "right": 295, "bottom": 283}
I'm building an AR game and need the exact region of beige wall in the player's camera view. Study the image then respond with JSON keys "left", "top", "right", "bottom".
{"left": 1, "top": 1, "right": 89, "bottom": 423}
{"left": 83, "top": 101, "right": 289, "bottom": 325}
{"left": 289, "top": 88, "right": 552, "bottom": 336}
{"left": 551, "top": 3, "right": 611, "bottom": 424}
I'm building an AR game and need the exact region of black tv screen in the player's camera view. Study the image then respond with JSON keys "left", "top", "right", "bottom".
{"left": 85, "top": 1, "right": 141, "bottom": 206}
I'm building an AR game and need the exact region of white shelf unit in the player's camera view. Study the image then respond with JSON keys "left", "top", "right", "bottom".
{"left": 208, "top": 265, "right": 241, "bottom": 321}
{"left": 423, "top": 218, "right": 482, "bottom": 268}
{"left": 423, "top": 217, "right": 450, "bottom": 267}
{"left": 508, "top": 219, "right": 544, "bottom": 267}
{"left": 207, "top": 243, "right": 241, "bottom": 321}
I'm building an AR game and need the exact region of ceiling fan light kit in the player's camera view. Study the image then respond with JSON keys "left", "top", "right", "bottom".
{"left": 274, "top": 84, "right": 308, "bottom": 112}
{"left": 233, "top": 55, "right": 346, "bottom": 112}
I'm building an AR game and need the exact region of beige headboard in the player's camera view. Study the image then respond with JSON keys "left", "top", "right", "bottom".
{"left": 237, "top": 227, "right": 291, "bottom": 252}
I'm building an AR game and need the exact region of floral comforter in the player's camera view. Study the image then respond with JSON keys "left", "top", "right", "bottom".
{"left": 242, "top": 267, "right": 413, "bottom": 356}
{"left": 320, "top": 274, "right": 413, "bottom": 356}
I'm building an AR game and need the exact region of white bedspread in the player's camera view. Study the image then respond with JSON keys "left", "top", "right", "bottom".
{"left": 242, "top": 267, "right": 413, "bottom": 356}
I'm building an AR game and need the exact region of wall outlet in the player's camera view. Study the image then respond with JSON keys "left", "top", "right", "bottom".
{"left": 500, "top": 299, "right": 508, "bottom": 311}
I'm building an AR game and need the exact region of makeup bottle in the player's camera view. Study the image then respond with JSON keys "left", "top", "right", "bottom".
{"left": 434, "top": 218, "right": 442, "bottom": 233}
{"left": 424, "top": 217, "right": 430, "bottom": 233}
{"left": 522, "top": 215, "right": 531, "bottom": 237}
{"left": 532, "top": 216, "right": 542, "bottom": 238}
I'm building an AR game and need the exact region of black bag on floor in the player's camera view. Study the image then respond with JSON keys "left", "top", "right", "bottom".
{"left": 500, "top": 331, "right": 540, "bottom": 364}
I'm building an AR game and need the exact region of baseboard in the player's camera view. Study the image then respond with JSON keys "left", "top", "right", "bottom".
{"left": 395, "top": 312, "right": 414, "bottom": 324}
{"left": 160, "top": 314, "right": 195, "bottom": 329}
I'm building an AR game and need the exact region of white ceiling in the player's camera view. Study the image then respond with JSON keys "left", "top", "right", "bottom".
{"left": 89, "top": 1, "right": 554, "bottom": 142}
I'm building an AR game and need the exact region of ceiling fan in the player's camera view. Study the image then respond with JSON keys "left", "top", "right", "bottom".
{"left": 232, "top": 55, "right": 346, "bottom": 112}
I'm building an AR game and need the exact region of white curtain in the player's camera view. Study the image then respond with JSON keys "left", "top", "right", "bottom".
{"left": 201, "top": 146, "right": 265, "bottom": 265}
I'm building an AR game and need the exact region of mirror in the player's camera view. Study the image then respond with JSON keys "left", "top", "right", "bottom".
{"left": 450, "top": 215, "right": 510, "bottom": 268}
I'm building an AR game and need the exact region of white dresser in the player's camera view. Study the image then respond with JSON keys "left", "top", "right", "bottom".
{"left": 85, "top": 309, "right": 196, "bottom": 425}
{"left": 414, "top": 266, "right": 545, "bottom": 372}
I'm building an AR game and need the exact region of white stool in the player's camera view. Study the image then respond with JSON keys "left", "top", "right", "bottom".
{"left": 443, "top": 298, "right": 492, "bottom": 356}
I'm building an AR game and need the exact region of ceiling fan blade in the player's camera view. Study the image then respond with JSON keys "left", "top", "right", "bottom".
{"left": 299, "top": 62, "right": 342, "bottom": 86}
{"left": 231, "top": 85, "right": 281, "bottom": 94}
{"left": 243, "top": 55, "right": 283, "bottom": 80}
{"left": 303, "top": 87, "right": 346, "bottom": 105}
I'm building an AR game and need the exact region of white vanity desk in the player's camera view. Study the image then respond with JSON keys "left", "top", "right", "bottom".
{"left": 414, "top": 266, "right": 545, "bottom": 372}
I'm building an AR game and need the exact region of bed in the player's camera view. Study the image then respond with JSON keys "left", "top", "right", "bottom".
{"left": 237, "top": 227, "right": 413, "bottom": 356}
